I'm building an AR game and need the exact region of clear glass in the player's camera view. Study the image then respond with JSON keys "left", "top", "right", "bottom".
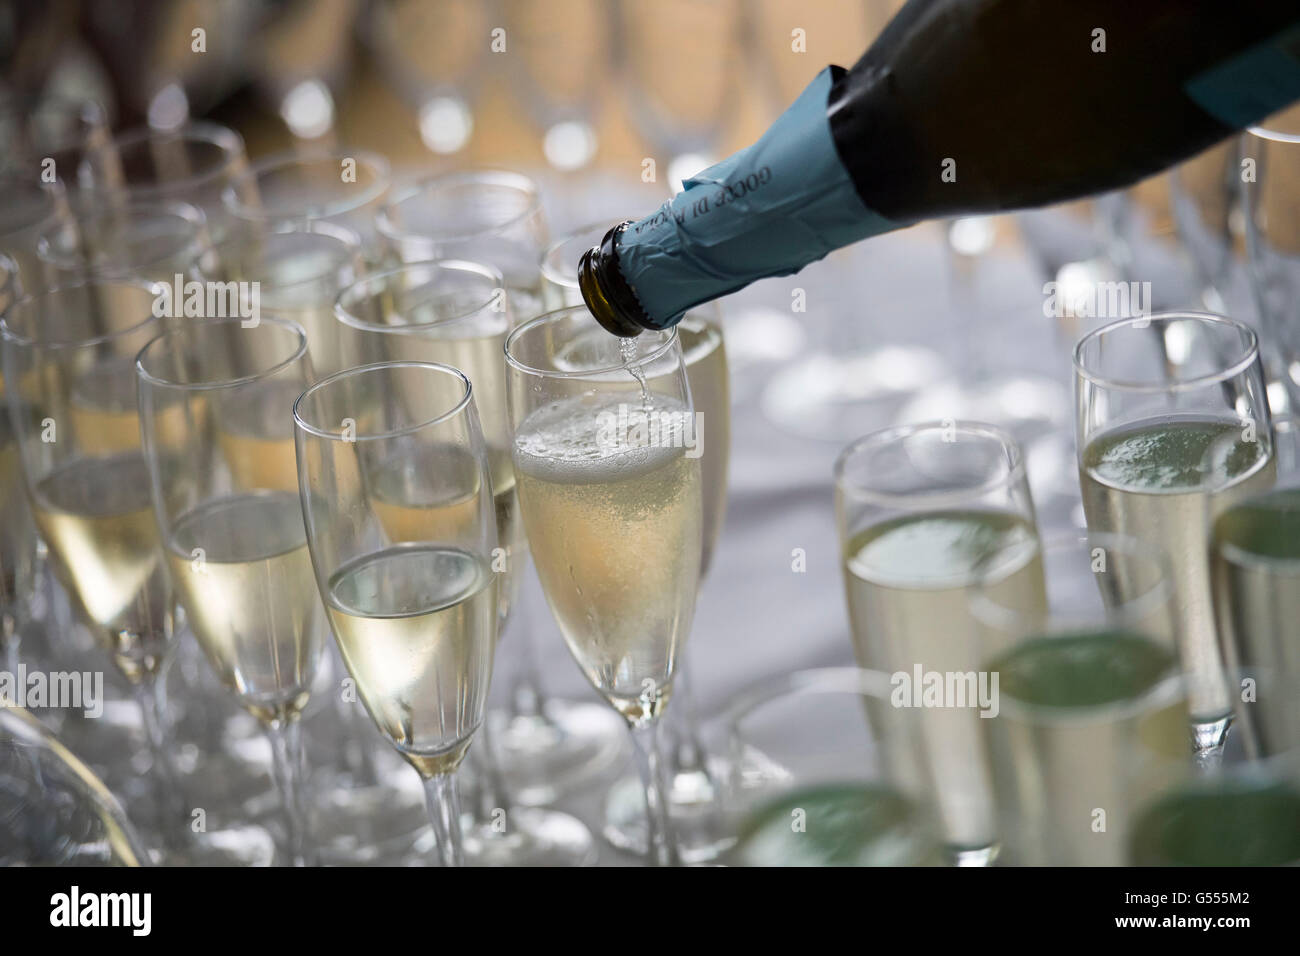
{"left": 0, "top": 707, "right": 150, "bottom": 866}
{"left": 77, "top": 121, "right": 252, "bottom": 246}
{"left": 137, "top": 316, "right": 322, "bottom": 866}
{"left": 971, "top": 530, "right": 1189, "bottom": 865}
{"left": 334, "top": 259, "right": 597, "bottom": 865}
{"left": 0, "top": 173, "right": 78, "bottom": 296}
{"left": 834, "top": 420, "right": 1042, "bottom": 864}
{"left": 1074, "top": 312, "right": 1274, "bottom": 753}
{"left": 221, "top": 149, "right": 392, "bottom": 259}
{"left": 39, "top": 197, "right": 217, "bottom": 286}
{"left": 378, "top": 174, "right": 628, "bottom": 805}
{"left": 1243, "top": 104, "right": 1300, "bottom": 415}
{"left": 1211, "top": 416, "right": 1300, "bottom": 759}
{"left": 505, "top": 304, "right": 704, "bottom": 865}
{"left": 220, "top": 219, "right": 364, "bottom": 377}
{"left": 294, "top": 361, "right": 499, "bottom": 867}
{"left": 375, "top": 169, "right": 549, "bottom": 314}
{"left": 543, "top": 221, "right": 737, "bottom": 859}
{"left": 0, "top": 278, "right": 182, "bottom": 844}
{"left": 719, "top": 667, "right": 942, "bottom": 867}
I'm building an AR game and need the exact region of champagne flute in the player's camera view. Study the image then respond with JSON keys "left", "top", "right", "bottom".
{"left": 0, "top": 278, "right": 183, "bottom": 842}
{"left": 222, "top": 149, "right": 392, "bottom": 261}
{"left": 1212, "top": 416, "right": 1300, "bottom": 759}
{"left": 334, "top": 259, "right": 597, "bottom": 865}
{"left": 0, "top": 93, "right": 113, "bottom": 185}
{"left": 541, "top": 221, "right": 735, "bottom": 860}
{"left": 0, "top": 173, "right": 78, "bottom": 295}
{"left": 505, "top": 305, "right": 705, "bottom": 866}
{"left": 294, "top": 361, "right": 500, "bottom": 867}
{"left": 971, "top": 530, "right": 1189, "bottom": 865}
{"left": 137, "top": 316, "right": 322, "bottom": 866}
{"left": 834, "top": 420, "right": 1044, "bottom": 865}
{"left": 720, "top": 667, "right": 942, "bottom": 867}
{"left": 219, "top": 219, "right": 364, "bottom": 378}
{"left": 375, "top": 169, "right": 548, "bottom": 317}
{"left": 378, "top": 172, "right": 627, "bottom": 806}
{"left": 1074, "top": 312, "right": 1275, "bottom": 754}
{"left": 38, "top": 198, "right": 217, "bottom": 286}
{"left": 1242, "top": 104, "right": 1300, "bottom": 415}
{"left": 77, "top": 121, "right": 254, "bottom": 247}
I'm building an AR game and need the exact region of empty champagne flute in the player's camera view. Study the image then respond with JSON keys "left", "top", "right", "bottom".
{"left": 294, "top": 361, "right": 500, "bottom": 867}
{"left": 540, "top": 221, "right": 735, "bottom": 859}
{"left": 971, "top": 530, "right": 1189, "bottom": 865}
{"left": 1074, "top": 312, "right": 1275, "bottom": 755}
{"left": 137, "top": 316, "right": 322, "bottom": 866}
{"left": 1, "top": 279, "right": 183, "bottom": 842}
{"left": 222, "top": 149, "right": 392, "bottom": 261}
{"left": 39, "top": 198, "right": 217, "bottom": 286}
{"left": 220, "top": 219, "right": 364, "bottom": 378}
{"left": 506, "top": 305, "right": 704, "bottom": 866}
{"left": 834, "top": 420, "right": 1044, "bottom": 865}
{"left": 78, "top": 122, "right": 254, "bottom": 247}
{"left": 0, "top": 173, "right": 78, "bottom": 295}
{"left": 376, "top": 169, "right": 549, "bottom": 318}
{"left": 333, "top": 260, "right": 597, "bottom": 865}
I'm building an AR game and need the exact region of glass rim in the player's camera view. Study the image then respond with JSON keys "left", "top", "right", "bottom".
{"left": 722, "top": 666, "right": 897, "bottom": 734}
{"left": 376, "top": 169, "right": 543, "bottom": 247}
{"left": 39, "top": 197, "right": 210, "bottom": 272}
{"left": 504, "top": 304, "right": 680, "bottom": 379}
{"left": 333, "top": 258, "right": 505, "bottom": 334}
{"left": 135, "top": 315, "right": 309, "bottom": 391}
{"left": 0, "top": 277, "right": 163, "bottom": 351}
{"left": 95, "top": 120, "right": 247, "bottom": 198}
{"left": 222, "top": 148, "right": 391, "bottom": 222}
{"left": 1072, "top": 311, "right": 1260, "bottom": 393}
{"left": 227, "top": 218, "right": 361, "bottom": 293}
{"left": 539, "top": 217, "right": 617, "bottom": 289}
{"left": 833, "top": 419, "right": 1028, "bottom": 511}
{"left": 293, "top": 359, "right": 473, "bottom": 443}
{"left": 0, "top": 176, "right": 67, "bottom": 237}
{"left": 970, "top": 529, "right": 1177, "bottom": 640}
{"left": 1247, "top": 119, "right": 1300, "bottom": 145}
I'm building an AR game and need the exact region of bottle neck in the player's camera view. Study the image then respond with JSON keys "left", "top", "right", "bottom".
{"left": 578, "top": 220, "right": 652, "bottom": 337}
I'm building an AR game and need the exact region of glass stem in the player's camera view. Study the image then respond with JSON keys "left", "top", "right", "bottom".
{"left": 266, "top": 716, "right": 314, "bottom": 866}
{"left": 469, "top": 716, "right": 512, "bottom": 824}
{"left": 629, "top": 718, "right": 678, "bottom": 866}
{"left": 421, "top": 772, "right": 465, "bottom": 867}
{"left": 669, "top": 657, "right": 706, "bottom": 773}
{"left": 1, "top": 609, "right": 19, "bottom": 679}
{"left": 132, "top": 673, "right": 184, "bottom": 847}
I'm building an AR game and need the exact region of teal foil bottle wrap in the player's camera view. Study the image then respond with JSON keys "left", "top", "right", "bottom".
{"left": 581, "top": 0, "right": 1300, "bottom": 336}
{"left": 613, "top": 68, "right": 896, "bottom": 330}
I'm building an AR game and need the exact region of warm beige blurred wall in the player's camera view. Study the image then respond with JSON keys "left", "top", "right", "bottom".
{"left": 239, "top": 0, "right": 895, "bottom": 173}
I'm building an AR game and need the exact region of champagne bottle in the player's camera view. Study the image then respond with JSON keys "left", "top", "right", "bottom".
{"left": 579, "top": 0, "right": 1300, "bottom": 336}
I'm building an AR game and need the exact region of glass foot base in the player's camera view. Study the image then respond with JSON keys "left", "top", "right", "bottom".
{"left": 602, "top": 757, "right": 735, "bottom": 864}
{"left": 950, "top": 844, "right": 999, "bottom": 867}
{"left": 489, "top": 698, "right": 626, "bottom": 807}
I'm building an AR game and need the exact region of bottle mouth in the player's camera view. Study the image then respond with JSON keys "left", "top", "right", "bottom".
{"left": 578, "top": 221, "right": 650, "bottom": 338}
